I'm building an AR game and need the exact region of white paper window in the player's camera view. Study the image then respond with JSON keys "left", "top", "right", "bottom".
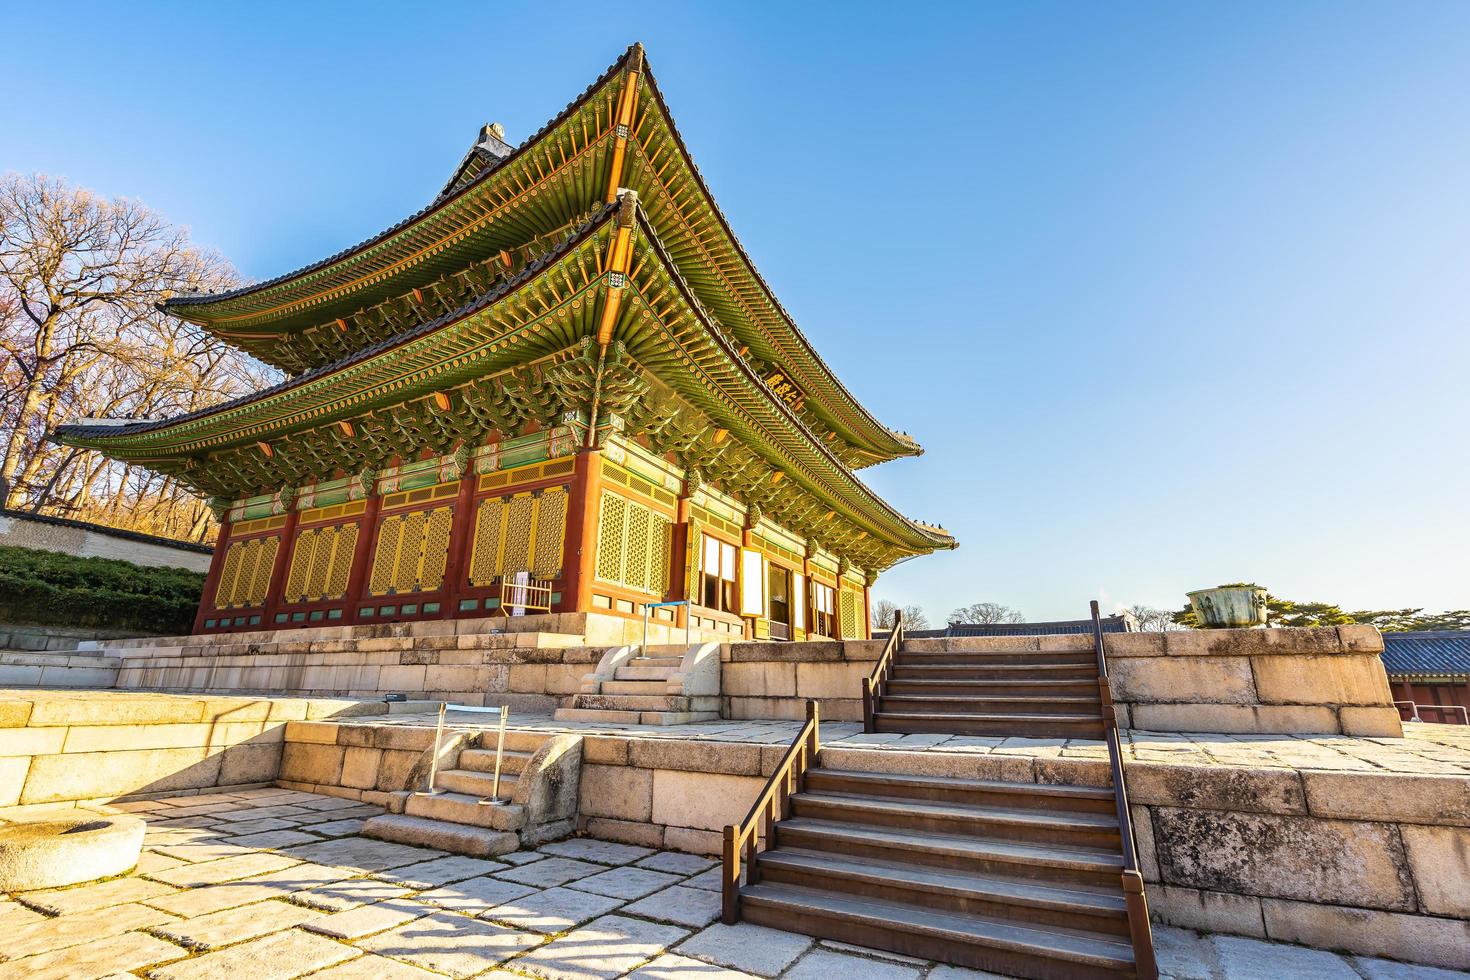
{"left": 740, "top": 548, "right": 765, "bottom": 617}
{"left": 793, "top": 572, "right": 805, "bottom": 629}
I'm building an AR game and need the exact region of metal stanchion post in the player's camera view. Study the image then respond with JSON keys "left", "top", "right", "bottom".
{"left": 482, "top": 708, "right": 510, "bottom": 806}
{"left": 416, "top": 701, "right": 447, "bottom": 796}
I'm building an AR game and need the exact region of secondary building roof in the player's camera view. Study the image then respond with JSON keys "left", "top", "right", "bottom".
{"left": 1381, "top": 631, "right": 1470, "bottom": 681}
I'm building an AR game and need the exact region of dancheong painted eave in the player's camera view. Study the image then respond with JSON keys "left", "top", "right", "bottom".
{"left": 56, "top": 197, "right": 956, "bottom": 563}
{"left": 156, "top": 43, "right": 922, "bottom": 466}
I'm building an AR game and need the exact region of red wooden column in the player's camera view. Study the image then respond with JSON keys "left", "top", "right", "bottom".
{"left": 192, "top": 512, "right": 233, "bottom": 634}
{"left": 558, "top": 449, "right": 603, "bottom": 614}
{"left": 441, "top": 475, "right": 477, "bottom": 619}
{"left": 344, "top": 492, "right": 382, "bottom": 624}
{"left": 669, "top": 491, "right": 693, "bottom": 632}
{"left": 259, "top": 507, "right": 300, "bottom": 628}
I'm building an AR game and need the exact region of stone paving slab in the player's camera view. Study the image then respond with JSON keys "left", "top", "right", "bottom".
{"left": 2, "top": 787, "right": 1466, "bottom": 980}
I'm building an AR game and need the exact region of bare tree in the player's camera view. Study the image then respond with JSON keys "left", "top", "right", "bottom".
{"left": 1127, "top": 604, "right": 1182, "bottom": 632}
{"left": 871, "top": 599, "right": 930, "bottom": 631}
{"left": 949, "top": 601, "right": 1025, "bottom": 625}
{"left": 0, "top": 173, "right": 278, "bottom": 537}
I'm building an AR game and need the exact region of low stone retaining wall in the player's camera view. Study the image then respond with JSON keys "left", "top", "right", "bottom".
{"left": 720, "top": 639, "right": 881, "bottom": 722}
{"left": 0, "top": 690, "right": 408, "bottom": 809}
{"left": 1130, "top": 759, "right": 1470, "bottom": 968}
{"left": 0, "top": 651, "right": 119, "bottom": 689}
{"left": 275, "top": 719, "right": 441, "bottom": 808}
{"left": 1105, "top": 625, "right": 1402, "bottom": 736}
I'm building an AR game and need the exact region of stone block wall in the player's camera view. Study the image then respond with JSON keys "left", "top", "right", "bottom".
{"left": 1129, "top": 760, "right": 1470, "bottom": 969}
{"left": 275, "top": 719, "right": 441, "bottom": 808}
{"left": 719, "top": 639, "right": 882, "bottom": 722}
{"left": 1106, "top": 625, "right": 1403, "bottom": 736}
{"left": 0, "top": 690, "right": 399, "bottom": 809}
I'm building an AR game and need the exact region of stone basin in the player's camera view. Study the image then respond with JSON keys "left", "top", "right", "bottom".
{"left": 0, "top": 813, "right": 145, "bottom": 891}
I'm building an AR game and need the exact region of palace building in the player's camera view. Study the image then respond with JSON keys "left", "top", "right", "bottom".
{"left": 54, "top": 44, "right": 956, "bottom": 642}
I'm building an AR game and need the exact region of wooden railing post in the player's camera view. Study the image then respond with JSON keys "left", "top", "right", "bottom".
{"left": 861, "top": 609, "right": 903, "bottom": 733}
{"left": 721, "top": 824, "right": 739, "bottom": 925}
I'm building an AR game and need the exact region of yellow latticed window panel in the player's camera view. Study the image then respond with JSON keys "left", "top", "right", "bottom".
{"left": 468, "top": 497, "right": 504, "bottom": 587}
{"left": 369, "top": 516, "right": 403, "bottom": 595}
{"left": 501, "top": 495, "right": 536, "bottom": 577}
{"left": 594, "top": 490, "right": 673, "bottom": 596}
{"left": 213, "top": 541, "right": 244, "bottom": 610}
{"left": 215, "top": 536, "right": 279, "bottom": 609}
{"left": 532, "top": 487, "right": 567, "bottom": 579}
{"left": 596, "top": 492, "right": 627, "bottom": 583}
{"left": 284, "top": 524, "right": 359, "bottom": 604}
{"left": 324, "top": 523, "right": 358, "bottom": 598}
{"left": 392, "top": 510, "right": 428, "bottom": 594}
{"left": 283, "top": 531, "right": 313, "bottom": 603}
{"left": 625, "top": 503, "right": 651, "bottom": 593}
{"left": 418, "top": 506, "right": 453, "bottom": 593}
{"left": 839, "top": 589, "right": 862, "bottom": 639}
{"left": 370, "top": 507, "right": 453, "bottom": 596}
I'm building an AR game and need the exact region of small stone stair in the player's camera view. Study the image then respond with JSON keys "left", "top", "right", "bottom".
{"left": 738, "top": 766, "right": 1137, "bottom": 979}
{"left": 364, "top": 729, "right": 581, "bottom": 856}
{"left": 874, "top": 638, "right": 1106, "bottom": 739}
{"left": 555, "top": 644, "right": 721, "bottom": 725}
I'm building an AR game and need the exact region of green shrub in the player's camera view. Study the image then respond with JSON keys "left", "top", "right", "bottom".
{"left": 0, "top": 544, "right": 205, "bottom": 634}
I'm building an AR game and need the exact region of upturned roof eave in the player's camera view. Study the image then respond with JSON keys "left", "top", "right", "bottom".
{"left": 155, "top": 44, "right": 919, "bottom": 462}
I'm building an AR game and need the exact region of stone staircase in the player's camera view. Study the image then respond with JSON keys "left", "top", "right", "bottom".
{"left": 554, "top": 642, "right": 721, "bottom": 725}
{"left": 363, "top": 728, "right": 583, "bottom": 856}
{"left": 738, "top": 763, "right": 1138, "bottom": 979}
{"left": 873, "top": 636, "right": 1106, "bottom": 739}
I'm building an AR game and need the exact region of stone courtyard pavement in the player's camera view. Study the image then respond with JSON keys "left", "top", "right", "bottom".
{"left": 1, "top": 789, "right": 1463, "bottom": 980}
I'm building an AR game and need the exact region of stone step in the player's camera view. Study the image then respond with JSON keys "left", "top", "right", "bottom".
{"left": 890, "top": 664, "right": 1099, "bottom": 682}
{"left": 884, "top": 678, "right": 1101, "bottom": 698}
{"left": 572, "top": 693, "right": 719, "bottom": 713}
{"left": 436, "top": 768, "right": 519, "bottom": 799}
{"left": 601, "top": 680, "right": 671, "bottom": 695}
{"left": 773, "top": 817, "right": 1123, "bottom": 890}
{"left": 755, "top": 848, "right": 1129, "bottom": 936}
{"left": 498, "top": 730, "right": 550, "bottom": 754}
{"left": 552, "top": 706, "right": 721, "bottom": 726}
{"left": 739, "top": 882, "right": 1135, "bottom": 979}
{"left": 877, "top": 695, "right": 1103, "bottom": 716}
{"left": 898, "top": 651, "right": 1097, "bottom": 667}
{"left": 792, "top": 792, "right": 1119, "bottom": 850}
{"left": 614, "top": 660, "right": 681, "bottom": 681}
{"left": 361, "top": 813, "right": 519, "bottom": 858}
{"left": 404, "top": 790, "right": 526, "bottom": 831}
{"left": 873, "top": 711, "right": 1107, "bottom": 739}
{"left": 802, "top": 770, "right": 1116, "bottom": 815}
{"left": 457, "top": 748, "right": 535, "bottom": 775}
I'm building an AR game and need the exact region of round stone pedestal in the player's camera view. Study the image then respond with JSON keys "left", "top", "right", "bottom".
{"left": 0, "top": 814, "right": 145, "bottom": 891}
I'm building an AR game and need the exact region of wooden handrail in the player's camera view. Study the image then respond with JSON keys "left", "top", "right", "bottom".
{"left": 861, "top": 609, "right": 904, "bottom": 732}
{"left": 721, "top": 699, "right": 820, "bottom": 924}
{"left": 1090, "top": 600, "right": 1158, "bottom": 980}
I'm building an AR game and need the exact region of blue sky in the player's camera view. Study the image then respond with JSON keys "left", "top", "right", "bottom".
{"left": 6, "top": 2, "right": 1467, "bottom": 621}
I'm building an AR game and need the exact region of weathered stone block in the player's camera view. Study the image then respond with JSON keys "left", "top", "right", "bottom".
{"left": 1110, "top": 657, "right": 1255, "bottom": 704}
{"left": 663, "top": 826, "right": 722, "bottom": 855}
{"left": 1251, "top": 655, "right": 1393, "bottom": 706}
{"left": 722, "top": 662, "right": 797, "bottom": 698}
{"left": 284, "top": 721, "right": 339, "bottom": 745}
{"left": 582, "top": 735, "right": 629, "bottom": 765}
{"left": 1124, "top": 763, "right": 1307, "bottom": 815}
{"left": 340, "top": 747, "right": 382, "bottom": 790}
{"left": 723, "top": 641, "right": 844, "bottom": 663}
{"left": 1301, "top": 771, "right": 1470, "bottom": 826}
{"left": 795, "top": 662, "right": 864, "bottom": 700}
{"left": 378, "top": 665, "right": 428, "bottom": 692}
{"left": 817, "top": 746, "right": 1037, "bottom": 783}
{"left": 0, "top": 756, "right": 27, "bottom": 806}
{"left": 0, "top": 727, "right": 65, "bottom": 757}
{"left": 1129, "top": 703, "right": 1339, "bottom": 734}
{"left": 583, "top": 816, "right": 665, "bottom": 849}
{"left": 21, "top": 746, "right": 222, "bottom": 804}
{"left": 1104, "top": 634, "right": 1166, "bottom": 658}
{"left": 1151, "top": 884, "right": 1266, "bottom": 938}
{"left": 1400, "top": 825, "right": 1470, "bottom": 917}
{"left": 724, "top": 697, "right": 809, "bottom": 721}
{"left": 219, "top": 742, "right": 282, "bottom": 785}
{"left": 630, "top": 739, "right": 761, "bottom": 776}
{"left": 1131, "top": 804, "right": 1159, "bottom": 881}
{"left": 1337, "top": 624, "right": 1386, "bottom": 654}
{"left": 278, "top": 742, "right": 345, "bottom": 786}
{"left": 1339, "top": 705, "right": 1404, "bottom": 737}
{"left": 579, "top": 764, "right": 653, "bottom": 822}
{"left": 1261, "top": 897, "right": 1470, "bottom": 970}
{"left": 1152, "top": 807, "right": 1415, "bottom": 910}
{"left": 651, "top": 769, "right": 762, "bottom": 832}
